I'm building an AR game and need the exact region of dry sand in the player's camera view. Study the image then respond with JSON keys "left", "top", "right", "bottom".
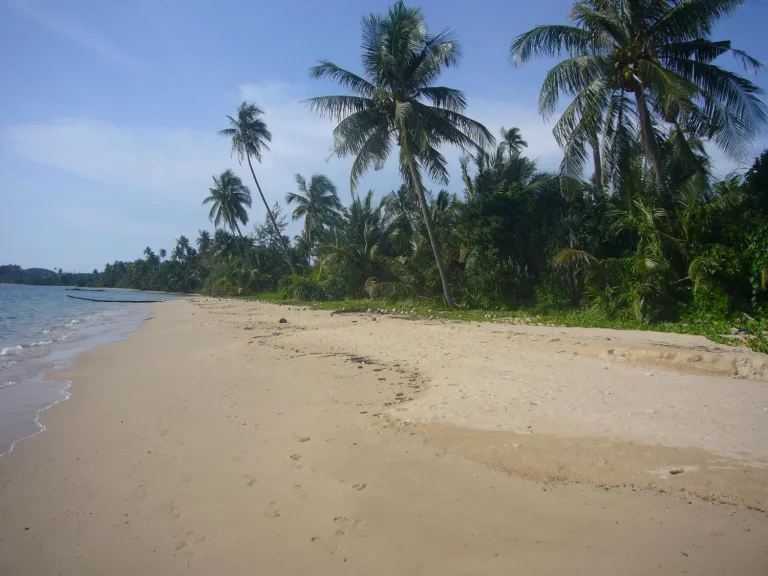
{"left": 1, "top": 298, "right": 767, "bottom": 575}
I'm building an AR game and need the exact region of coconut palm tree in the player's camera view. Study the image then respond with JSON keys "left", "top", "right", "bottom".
{"left": 499, "top": 126, "right": 528, "bottom": 159}
{"left": 510, "top": 0, "right": 766, "bottom": 190}
{"left": 285, "top": 174, "right": 343, "bottom": 249}
{"left": 219, "top": 102, "right": 295, "bottom": 273}
{"left": 196, "top": 230, "right": 212, "bottom": 255}
{"left": 158, "top": 249, "right": 167, "bottom": 261}
{"left": 172, "top": 235, "right": 192, "bottom": 262}
{"left": 202, "top": 170, "right": 252, "bottom": 257}
{"left": 143, "top": 247, "right": 157, "bottom": 266}
{"left": 304, "top": 0, "right": 493, "bottom": 307}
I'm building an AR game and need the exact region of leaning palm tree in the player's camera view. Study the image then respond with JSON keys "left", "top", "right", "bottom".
{"left": 305, "top": 0, "right": 493, "bottom": 307}
{"left": 285, "top": 174, "right": 343, "bottom": 249}
{"left": 202, "top": 169, "right": 252, "bottom": 257}
{"left": 219, "top": 102, "right": 295, "bottom": 273}
{"left": 510, "top": 0, "right": 766, "bottom": 190}
{"left": 499, "top": 126, "right": 528, "bottom": 159}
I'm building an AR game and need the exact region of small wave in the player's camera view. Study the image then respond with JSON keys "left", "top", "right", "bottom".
{"left": 0, "top": 380, "right": 72, "bottom": 458}
{"left": 1, "top": 360, "right": 17, "bottom": 370}
{"left": 29, "top": 340, "right": 54, "bottom": 347}
{"left": 0, "top": 380, "right": 17, "bottom": 389}
{"left": 1, "top": 346, "right": 23, "bottom": 356}
{"left": 68, "top": 319, "right": 82, "bottom": 325}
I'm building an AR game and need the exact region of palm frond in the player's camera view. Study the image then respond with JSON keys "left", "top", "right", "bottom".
{"left": 309, "top": 60, "right": 378, "bottom": 97}
{"left": 302, "top": 95, "right": 375, "bottom": 122}
{"left": 510, "top": 25, "right": 608, "bottom": 64}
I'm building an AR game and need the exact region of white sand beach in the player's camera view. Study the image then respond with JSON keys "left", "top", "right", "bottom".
{"left": 1, "top": 298, "right": 767, "bottom": 575}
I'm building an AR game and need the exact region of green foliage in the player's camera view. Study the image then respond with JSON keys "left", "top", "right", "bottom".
{"left": 745, "top": 222, "right": 768, "bottom": 310}
{"left": 510, "top": 0, "right": 767, "bottom": 189}
{"left": 278, "top": 275, "right": 325, "bottom": 301}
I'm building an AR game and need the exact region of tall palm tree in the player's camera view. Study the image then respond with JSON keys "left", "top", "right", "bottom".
{"left": 143, "top": 247, "right": 156, "bottom": 264}
{"left": 499, "top": 126, "right": 528, "bottom": 159}
{"left": 510, "top": 0, "right": 766, "bottom": 190}
{"left": 196, "top": 230, "right": 213, "bottom": 255}
{"left": 202, "top": 170, "right": 252, "bottom": 257}
{"left": 285, "top": 174, "right": 343, "bottom": 248}
{"left": 158, "top": 249, "right": 167, "bottom": 261}
{"left": 219, "top": 102, "right": 295, "bottom": 273}
{"left": 172, "top": 235, "right": 192, "bottom": 262}
{"left": 305, "top": 1, "right": 493, "bottom": 307}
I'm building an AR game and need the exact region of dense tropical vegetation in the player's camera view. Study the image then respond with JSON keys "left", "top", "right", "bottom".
{"left": 3, "top": 0, "right": 767, "bottom": 347}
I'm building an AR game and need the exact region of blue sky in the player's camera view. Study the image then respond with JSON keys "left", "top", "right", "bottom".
{"left": 1, "top": 0, "right": 766, "bottom": 271}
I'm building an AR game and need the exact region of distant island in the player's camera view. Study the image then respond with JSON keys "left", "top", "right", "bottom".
{"left": 0, "top": 265, "right": 99, "bottom": 288}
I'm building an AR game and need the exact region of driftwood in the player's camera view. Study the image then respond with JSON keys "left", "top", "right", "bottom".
{"left": 66, "top": 295, "right": 164, "bottom": 303}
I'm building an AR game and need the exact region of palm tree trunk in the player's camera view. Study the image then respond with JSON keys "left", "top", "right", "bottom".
{"left": 634, "top": 88, "right": 667, "bottom": 191}
{"left": 402, "top": 145, "right": 456, "bottom": 308}
{"left": 233, "top": 222, "right": 251, "bottom": 265}
{"left": 245, "top": 154, "right": 296, "bottom": 274}
{"left": 590, "top": 136, "right": 603, "bottom": 192}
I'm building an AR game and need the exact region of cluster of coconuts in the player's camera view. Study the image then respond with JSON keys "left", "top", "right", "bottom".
{"left": 607, "top": 47, "right": 644, "bottom": 90}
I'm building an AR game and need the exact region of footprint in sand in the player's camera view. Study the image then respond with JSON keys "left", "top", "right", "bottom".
{"left": 264, "top": 502, "right": 282, "bottom": 518}
{"left": 161, "top": 501, "right": 181, "bottom": 519}
{"left": 352, "top": 483, "right": 367, "bottom": 491}
{"left": 289, "top": 453, "right": 302, "bottom": 461}
{"left": 174, "top": 531, "right": 207, "bottom": 560}
{"left": 243, "top": 474, "right": 258, "bottom": 487}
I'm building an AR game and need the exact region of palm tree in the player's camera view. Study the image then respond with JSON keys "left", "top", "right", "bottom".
{"left": 213, "top": 229, "right": 238, "bottom": 258}
{"left": 219, "top": 102, "right": 295, "bottom": 273}
{"left": 510, "top": 0, "right": 766, "bottom": 190}
{"left": 172, "top": 235, "right": 192, "bottom": 262}
{"left": 159, "top": 249, "right": 167, "bottom": 261}
{"left": 143, "top": 247, "right": 158, "bottom": 266}
{"left": 202, "top": 170, "right": 252, "bottom": 258}
{"left": 197, "top": 230, "right": 213, "bottom": 255}
{"left": 499, "top": 126, "right": 527, "bottom": 159}
{"left": 305, "top": 1, "right": 493, "bottom": 307}
{"left": 285, "top": 174, "right": 343, "bottom": 248}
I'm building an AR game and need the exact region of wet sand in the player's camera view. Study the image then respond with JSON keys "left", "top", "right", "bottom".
{"left": 1, "top": 298, "right": 766, "bottom": 575}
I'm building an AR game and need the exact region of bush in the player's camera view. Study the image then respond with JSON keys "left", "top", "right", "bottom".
{"left": 278, "top": 275, "right": 325, "bottom": 301}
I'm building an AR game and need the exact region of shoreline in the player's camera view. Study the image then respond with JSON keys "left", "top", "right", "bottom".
{"left": 0, "top": 287, "right": 159, "bottom": 457}
{"left": 1, "top": 298, "right": 767, "bottom": 574}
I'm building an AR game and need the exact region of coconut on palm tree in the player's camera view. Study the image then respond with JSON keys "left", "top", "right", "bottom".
{"left": 305, "top": 0, "right": 493, "bottom": 307}
{"left": 285, "top": 174, "right": 343, "bottom": 249}
{"left": 219, "top": 102, "right": 295, "bottom": 273}
{"left": 510, "top": 0, "right": 766, "bottom": 190}
{"left": 202, "top": 170, "right": 252, "bottom": 258}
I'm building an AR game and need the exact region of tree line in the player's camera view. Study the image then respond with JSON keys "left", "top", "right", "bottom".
{"left": 5, "top": 0, "right": 768, "bottom": 325}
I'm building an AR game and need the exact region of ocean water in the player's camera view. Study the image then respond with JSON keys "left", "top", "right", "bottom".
{"left": 0, "top": 285, "right": 181, "bottom": 456}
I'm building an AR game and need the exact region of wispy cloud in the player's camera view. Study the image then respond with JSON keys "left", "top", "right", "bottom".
{"left": 7, "top": 0, "right": 138, "bottom": 68}
{"left": 1, "top": 81, "right": 563, "bottom": 209}
{"left": 2, "top": 80, "right": 757, "bottom": 213}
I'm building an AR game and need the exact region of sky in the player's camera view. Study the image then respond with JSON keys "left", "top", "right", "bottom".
{"left": 1, "top": 0, "right": 767, "bottom": 272}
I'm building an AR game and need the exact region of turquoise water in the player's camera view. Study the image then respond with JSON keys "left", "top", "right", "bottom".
{"left": 0, "top": 285, "right": 180, "bottom": 456}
